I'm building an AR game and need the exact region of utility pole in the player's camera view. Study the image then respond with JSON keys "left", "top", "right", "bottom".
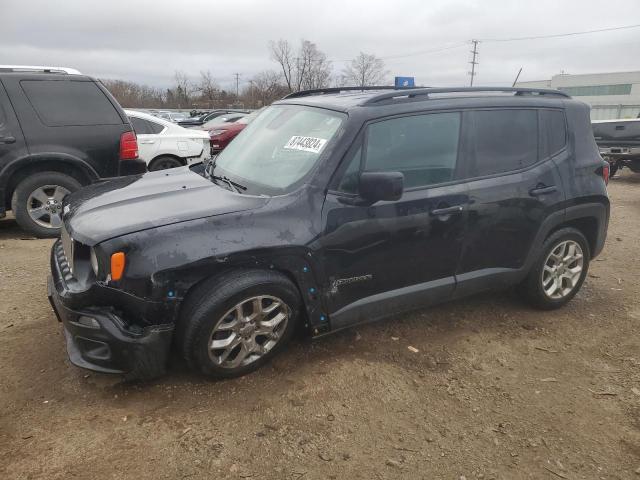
{"left": 469, "top": 39, "right": 479, "bottom": 86}
{"left": 233, "top": 73, "right": 241, "bottom": 99}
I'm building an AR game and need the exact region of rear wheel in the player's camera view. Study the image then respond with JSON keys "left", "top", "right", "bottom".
{"left": 149, "top": 156, "right": 183, "bottom": 171}
{"left": 178, "top": 270, "right": 301, "bottom": 378}
{"left": 520, "top": 228, "right": 590, "bottom": 310}
{"left": 11, "top": 172, "right": 81, "bottom": 238}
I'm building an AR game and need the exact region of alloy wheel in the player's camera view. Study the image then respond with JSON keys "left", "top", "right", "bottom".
{"left": 208, "top": 295, "right": 290, "bottom": 369}
{"left": 541, "top": 240, "right": 584, "bottom": 299}
{"left": 26, "top": 185, "right": 69, "bottom": 229}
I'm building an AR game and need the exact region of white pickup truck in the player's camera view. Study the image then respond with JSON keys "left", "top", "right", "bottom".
{"left": 592, "top": 118, "right": 640, "bottom": 176}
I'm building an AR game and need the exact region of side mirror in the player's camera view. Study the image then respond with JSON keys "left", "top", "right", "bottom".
{"left": 359, "top": 171, "right": 404, "bottom": 203}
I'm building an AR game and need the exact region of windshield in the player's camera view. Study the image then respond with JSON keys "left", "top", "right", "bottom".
{"left": 215, "top": 105, "right": 346, "bottom": 195}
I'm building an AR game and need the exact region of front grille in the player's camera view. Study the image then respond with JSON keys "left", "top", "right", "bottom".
{"left": 55, "top": 241, "right": 74, "bottom": 283}
{"left": 61, "top": 226, "right": 74, "bottom": 275}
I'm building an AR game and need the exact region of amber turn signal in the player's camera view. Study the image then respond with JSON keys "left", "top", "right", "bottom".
{"left": 110, "top": 252, "right": 126, "bottom": 281}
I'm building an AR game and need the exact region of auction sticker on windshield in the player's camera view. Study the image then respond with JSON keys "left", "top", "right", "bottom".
{"left": 284, "top": 136, "right": 327, "bottom": 154}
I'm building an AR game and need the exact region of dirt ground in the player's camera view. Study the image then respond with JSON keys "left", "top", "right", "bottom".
{"left": 1, "top": 173, "right": 640, "bottom": 480}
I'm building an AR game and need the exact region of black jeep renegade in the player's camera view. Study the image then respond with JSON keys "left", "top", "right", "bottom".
{"left": 48, "top": 86, "right": 610, "bottom": 379}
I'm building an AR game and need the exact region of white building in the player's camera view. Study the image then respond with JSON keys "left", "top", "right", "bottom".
{"left": 516, "top": 71, "right": 640, "bottom": 120}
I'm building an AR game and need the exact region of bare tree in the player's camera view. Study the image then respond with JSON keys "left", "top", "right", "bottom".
{"left": 298, "top": 40, "right": 332, "bottom": 91}
{"left": 101, "top": 79, "right": 166, "bottom": 108}
{"left": 270, "top": 39, "right": 295, "bottom": 92}
{"left": 341, "top": 52, "right": 388, "bottom": 87}
{"left": 269, "top": 39, "right": 332, "bottom": 93}
{"left": 244, "top": 70, "right": 289, "bottom": 107}
{"left": 169, "top": 70, "right": 193, "bottom": 108}
{"left": 198, "top": 70, "right": 220, "bottom": 108}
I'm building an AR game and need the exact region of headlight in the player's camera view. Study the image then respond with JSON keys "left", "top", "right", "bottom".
{"left": 210, "top": 129, "right": 226, "bottom": 136}
{"left": 90, "top": 248, "right": 99, "bottom": 276}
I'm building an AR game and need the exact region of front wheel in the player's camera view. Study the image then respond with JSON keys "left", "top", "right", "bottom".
{"left": 520, "top": 228, "right": 590, "bottom": 310}
{"left": 177, "top": 270, "right": 301, "bottom": 378}
{"left": 11, "top": 172, "right": 81, "bottom": 238}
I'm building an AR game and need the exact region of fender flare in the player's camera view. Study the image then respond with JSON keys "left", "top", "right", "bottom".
{"left": 0, "top": 153, "right": 100, "bottom": 192}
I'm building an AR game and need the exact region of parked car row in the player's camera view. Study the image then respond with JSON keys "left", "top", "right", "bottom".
{"left": 0, "top": 66, "right": 263, "bottom": 239}
{"left": 178, "top": 109, "right": 250, "bottom": 128}
{"left": 0, "top": 65, "right": 146, "bottom": 237}
{"left": 147, "top": 110, "right": 189, "bottom": 123}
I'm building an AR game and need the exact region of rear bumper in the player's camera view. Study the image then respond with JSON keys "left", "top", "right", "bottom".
{"left": 118, "top": 158, "right": 148, "bottom": 176}
{"left": 48, "top": 242, "right": 174, "bottom": 378}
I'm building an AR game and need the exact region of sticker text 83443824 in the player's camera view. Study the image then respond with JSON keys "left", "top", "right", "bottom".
{"left": 284, "top": 136, "right": 327, "bottom": 154}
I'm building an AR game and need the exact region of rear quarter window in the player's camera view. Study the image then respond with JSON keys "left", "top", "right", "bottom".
{"left": 468, "top": 109, "right": 538, "bottom": 177}
{"left": 543, "top": 110, "right": 567, "bottom": 155}
{"left": 21, "top": 79, "right": 123, "bottom": 127}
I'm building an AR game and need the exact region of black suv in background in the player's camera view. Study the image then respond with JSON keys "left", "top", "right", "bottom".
{"left": 0, "top": 66, "right": 146, "bottom": 237}
{"left": 48, "top": 86, "right": 610, "bottom": 379}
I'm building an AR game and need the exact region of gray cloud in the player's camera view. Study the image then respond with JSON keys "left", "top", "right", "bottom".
{"left": 2, "top": 0, "right": 640, "bottom": 90}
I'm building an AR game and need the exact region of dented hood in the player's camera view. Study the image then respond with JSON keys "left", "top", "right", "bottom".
{"left": 63, "top": 166, "right": 268, "bottom": 245}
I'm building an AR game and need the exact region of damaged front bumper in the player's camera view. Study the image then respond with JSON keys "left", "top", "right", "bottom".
{"left": 47, "top": 241, "right": 174, "bottom": 379}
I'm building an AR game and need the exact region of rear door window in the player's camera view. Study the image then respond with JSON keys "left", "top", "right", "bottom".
{"left": 363, "top": 112, "right": 461, "bottom": 189}
{"left": 21, "top": 79, "right": 122, "bottom": 127}
{"left": 468, "top": 109, "right": 538, "bottom": 177}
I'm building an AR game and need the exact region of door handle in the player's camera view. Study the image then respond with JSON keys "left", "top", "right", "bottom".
{"left": 0, "top": 135, "right": 16, "bottom": 144}
{"left": 529, "top": 185, "right": 557, "bottom": 196}
{"left": 430, "top": 205, "right": 464, "bottom": 216}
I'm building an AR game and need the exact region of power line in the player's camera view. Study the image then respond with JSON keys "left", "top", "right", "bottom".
{"left": 379, "top": 43, "right": 468, "bottom": 61}
{"left": 481, "top": 23, "right": 640, "bottom": 42}
{"left": 336, "top": 23, "right": 640, "bottom": 65}
{"left": 335, "top": 43, "right": 467, "bottom": 63}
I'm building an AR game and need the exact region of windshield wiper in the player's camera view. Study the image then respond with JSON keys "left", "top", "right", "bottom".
{"left": 205, "top": 158, "right": 247, "bottom": 193}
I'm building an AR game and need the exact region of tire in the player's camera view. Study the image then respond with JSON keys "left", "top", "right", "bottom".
{"left": 520, "top": 228, "right": 590, "bottom": 310}
{"left": 609, "top": 163, "right": 619, "bottom": 178}
{"left": 177, "top": 269, "right": 301, "bottom": 378}
{"left": 148, "top": 156, "right": 183, "bottom": 171}
{"left": 11, "top": 172, "right": 81, "bottom": 238}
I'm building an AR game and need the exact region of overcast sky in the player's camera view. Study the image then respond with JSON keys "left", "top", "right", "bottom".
{"left": 2, "top": 0, "right": 640, "bottom": 91}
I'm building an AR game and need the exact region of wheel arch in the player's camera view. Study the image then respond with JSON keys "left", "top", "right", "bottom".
{"left": 174, "top": 251, "right": 326, "bottom": 334}
{"left": 1, "top": 154, "right": 98, "bottom": 210}
{"left": 148, "top": 154, "right": 186, "bottom": 170}
{"left": 543, "top": 202, "right": 609, "bottom": 260}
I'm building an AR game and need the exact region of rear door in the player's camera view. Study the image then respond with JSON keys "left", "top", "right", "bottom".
{"left": 320, "top": 111, "right": 468, "bottom": 329}
{"left": 0, "top": 80, "right": 27, "bottom": 175}
{"left": 455, "top": 108, "right": 566, "bottom": 296}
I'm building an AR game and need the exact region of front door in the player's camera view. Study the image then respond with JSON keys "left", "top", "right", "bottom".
{"left": 319, "top": 111, "right": 468, "bottom": 330}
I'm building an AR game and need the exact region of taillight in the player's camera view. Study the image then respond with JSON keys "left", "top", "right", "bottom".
{"left": 119, "top": 131, "right": 138, "bottom": 160}
{"left": 602, "top": 163, "right": 610, "bottom": 185}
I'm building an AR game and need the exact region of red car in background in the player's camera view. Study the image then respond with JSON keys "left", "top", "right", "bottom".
{"left": 209, "top": 109, "right": 262, "bottom": 154}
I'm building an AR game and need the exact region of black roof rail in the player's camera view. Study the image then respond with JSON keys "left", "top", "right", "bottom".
{"left": 362, "top": 86, "right": 570, "bottom": 105}
{"left": 283, "top": 85, "right": 416, "bottom": 99}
